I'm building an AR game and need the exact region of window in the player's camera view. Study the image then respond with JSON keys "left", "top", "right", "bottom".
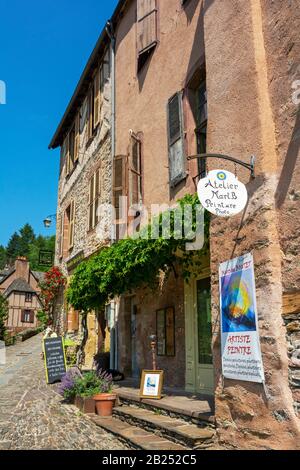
{"left": 66, "top": 200, "right": 75, "bottom": 251}
{"left": 88, "top": 49, "right": 111, "bottom": 141}
{"left": 58, "top": 213, "right": 64, "bottom": 259}
{"left": 195, "top": 82, "right": 207, "bottom": 178}
{"left": 113, "top": 155, "right": 127, "bottom": 240}
{"left": 65, "top": 113, "right": 80, "bottom": 177}
{"left": 21, "top": 310, "right": 34, "bottom": 324}
{"left": 167, "top": 92, "right": 186, "bottom": 187}
{"left": 88, "top": 168, "right": 101, "bottom": 231}
{"left": 129, "top": 135, "right": 142, "bottom": 207}
{"left": 137, "top": 0, "right": 158, "bottom": 71}
{"left": 25, "top": 293, "right": 33, "bottom": 303}
{"left": 156, "top": 308, "right": 175, "bottom": 357}
{"left": 87, "top": 86, "right": 95, "bottom": 141}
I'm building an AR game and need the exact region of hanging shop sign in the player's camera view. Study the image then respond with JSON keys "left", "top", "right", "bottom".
{"left": 43, "top": 337, "right": 67, "bottom": 384}
{"left": 39, "top": 250, "right": 54, "bottom": 267}
{"left": 197, "top": 169, "right": 248, "bottom": 217}
{"left": 219, "top": 252, "right": 265, "bottom": 384}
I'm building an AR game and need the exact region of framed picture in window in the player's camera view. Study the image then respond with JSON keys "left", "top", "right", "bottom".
{"left": 156, "top": 307, "right": 175, "bottom": 357}
{"left": 140, "top": 370, "right": 164, "bottom": 400}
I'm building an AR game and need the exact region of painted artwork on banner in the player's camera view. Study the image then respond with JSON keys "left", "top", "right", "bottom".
{"left": 219, "top": 253, "right": 265, "bottom": 383}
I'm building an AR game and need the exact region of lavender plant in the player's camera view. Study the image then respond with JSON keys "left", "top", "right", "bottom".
{"left": 58, "top": 367, "right": 82, "bottom": 401}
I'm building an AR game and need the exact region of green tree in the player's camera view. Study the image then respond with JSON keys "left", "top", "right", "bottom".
{"left": 19, "top": 224, "right": 36, "bottom": 257}
{"left": 6, "top": 232, "right": 22, "bottom": 263}
{"left": 28, "top": 235, "right": 56, "bottom": 272}
{"left": 0, "top": 293, "right": 8, "bottom": 341}
{"left": 0, "top": 246, "right": 6, "bottom": 270}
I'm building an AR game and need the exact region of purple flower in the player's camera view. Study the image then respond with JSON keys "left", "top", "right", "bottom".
{"left": 58, "top": 367, "right": 82, "bottom": 398}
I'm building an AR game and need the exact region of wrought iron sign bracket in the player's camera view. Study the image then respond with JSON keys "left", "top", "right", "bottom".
{"left": 187, "top": 153, "right": 256, "bottom": 179}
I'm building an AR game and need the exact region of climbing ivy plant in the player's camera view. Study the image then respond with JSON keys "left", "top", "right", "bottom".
{"left": 67, "top": 193, "right": 209, "bottom": 313}
{"left": 0, "top": 293, "right": 9, "bottom": 341}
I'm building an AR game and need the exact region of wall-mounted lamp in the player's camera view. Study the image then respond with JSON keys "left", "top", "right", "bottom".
{"left": 43, "top": 214, "right": 57, "bottom": 229}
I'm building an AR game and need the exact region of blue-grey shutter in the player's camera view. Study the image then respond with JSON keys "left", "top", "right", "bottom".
{"left": 167, "top": 92, "right": 185, "bottom": 187}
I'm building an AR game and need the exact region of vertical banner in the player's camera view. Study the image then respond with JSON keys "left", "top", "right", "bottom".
{"left": 219, "top": 253, "right": 265, "bottom": 383}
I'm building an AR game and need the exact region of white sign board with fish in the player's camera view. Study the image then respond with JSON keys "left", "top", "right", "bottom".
{"left": 219, "top": 253, "right": 265, "bottom": 383}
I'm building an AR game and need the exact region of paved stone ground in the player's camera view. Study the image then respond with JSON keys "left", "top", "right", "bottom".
{"left": 0, "top": 334, "right": 127, "bottom": 450}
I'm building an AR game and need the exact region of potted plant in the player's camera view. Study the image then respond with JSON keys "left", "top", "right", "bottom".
{"left": 58, "top": 367, "right": 82, "bottom": 404}
{"left": 93, "top": 369, "right": 116, "bottom": 417}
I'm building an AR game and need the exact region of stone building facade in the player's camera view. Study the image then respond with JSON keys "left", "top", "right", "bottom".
{"left": 111, "top": 0, "right": 300, "bottom": 449}
{"left": 49, "top": 0, "right": 300, "bottom": 449}
{"left": 0, "top": 257, "right": 44, "bottom": 333}
{"left": 49, "top": 39, "right": 112, "bottom": 368}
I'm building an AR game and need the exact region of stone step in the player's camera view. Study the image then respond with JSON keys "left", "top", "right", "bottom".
{"left": 113, "top": 405, "right": 215, "bottom": 449}
{"left": 90, "top": 415, "right": 189, "bottom": 451}
{"left": 115, "top": 388, "right": 215, "bottom": 425}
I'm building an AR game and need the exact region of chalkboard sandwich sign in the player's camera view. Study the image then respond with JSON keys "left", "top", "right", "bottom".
{"left": 43, "top": 337, "right": 67, "bottom": 384}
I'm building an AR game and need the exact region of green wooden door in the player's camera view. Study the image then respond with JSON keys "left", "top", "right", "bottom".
{"left": 185, "top": 275, "right": 214, "bottom": 395}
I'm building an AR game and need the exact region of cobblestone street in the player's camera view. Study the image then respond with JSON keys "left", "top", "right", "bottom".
{"left": 0, "top": 335, "right": 127, "bottom": 450}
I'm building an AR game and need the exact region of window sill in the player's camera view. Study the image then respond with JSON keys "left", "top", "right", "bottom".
{"left": 170, "top": 171, "right": 188, "bottom": 189}
{"left": 65, "top": 160, "right": 79, "bottom": 181}
{"left": 86, "top": 125, "right": 99, "bottom": 150}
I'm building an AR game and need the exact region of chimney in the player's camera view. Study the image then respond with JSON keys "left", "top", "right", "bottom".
{"left": 15, "top": 257, "right": 30, "bottom": 281}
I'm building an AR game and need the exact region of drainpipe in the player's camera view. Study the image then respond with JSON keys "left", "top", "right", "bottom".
{"left": 105, "top": 20, "right": 118, "bottom": 370}
{"left": 105, "top": 20, "right": 116, "bottom": 162}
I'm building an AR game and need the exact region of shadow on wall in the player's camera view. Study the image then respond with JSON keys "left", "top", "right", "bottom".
{"left": 275, "top": 106, "right": 300, "bottom": 207}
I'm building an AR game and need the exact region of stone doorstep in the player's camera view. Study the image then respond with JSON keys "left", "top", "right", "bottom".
{"left": 115, "top": 388, "right": 215, "bottom": 424}
{"left": 90, "top": 415, "right": 188, "bottom": 451}
{"left": 113, "top": 406, "right": 215, "bottom": 448}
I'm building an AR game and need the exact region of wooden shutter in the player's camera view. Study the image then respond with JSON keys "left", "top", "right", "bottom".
{"left": 74, "top": 112, "right": 80, "bottom": 163}
{"left": 94, "top": 168, "right": 101, "bottom": 226}
{"left": 65, "top": 134, "right": 70, "bottom": 176}
{"left": 113, "top": 155, "right": 127, "bottom": 221}
{"left": 167, "top": 92, "right": 185, "bottom": 186}
{"left": 58, "top": 214, "right": 63, "bottom": 258}
{"left": 88, "top": 175, "right": 95, "bottom": 231}
{"left": 69, "top": 200, "right": 75, "bottom": 249}
{"left": 94, "top": 70, "right": 100, "bottom": 128}
{"left": 29, "top": 311, "right": 35, "bottom": 324}
{"left": 137, "top": 0, "right": 158, "bottom": 55}
{"left": 88, "top": 88, "right": 94, "bottom": 140}
{"left": 129, "top": 138, "right": 142, "bottom": 206}
{"left": 21, "top": 310, "right": 25, "bottom": 323}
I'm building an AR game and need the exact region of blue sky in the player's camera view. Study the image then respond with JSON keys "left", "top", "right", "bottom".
{"left": 0, "top": 0, "right": 118, "bottom": 246}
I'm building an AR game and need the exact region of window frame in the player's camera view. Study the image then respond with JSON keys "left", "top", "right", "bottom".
{"left": 136, "top": 0, "right": 158, "bottom": 72}
{"left": 156, "top": 307, "right": 176, "bottom": 357}
{"left": 88, "top": 167, "right": 101, "bottom": 232}
{"left": 167, "top": 91, "right": 186, "bottom": 187}
{"left": 21, "top": 309, "right": 34, "bottom": 324}
{"left": 25, "top": 293, "right": 33, "bottom": 303}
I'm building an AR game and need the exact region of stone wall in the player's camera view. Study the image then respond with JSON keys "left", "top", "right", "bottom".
{"left": 53, "top": 47, "right": 112, "bottom": 367}
{"left": 204, "top": 0, "right": 300, "bottom": 450}
{"left": 282, "top": 293, "right": 300, "bottom": 416}
{"left": 117, "top": 271, "right": 186, "bottom": 388}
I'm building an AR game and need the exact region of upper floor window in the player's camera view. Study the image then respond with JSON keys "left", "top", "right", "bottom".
{"left": 65, "top": 113, "right": 80, "bottom": 178}
{"left": 25, "top": 293, "right": 33, "bottom": 303}
{"left": 129, "top": 135, "right": 143, "bottom": 207}
{"left": 88, "top": 49, "right": 110, "bottom": 142}
{"left": 60, "top": 200, "right": 75, "bottom": 258}
{"left": 88, "top": 168, "right": 101, "bottom": 232}
{"left": 21, "top": 310, "right": 34, "bottom": 324}
{"left": 167, "top": 91, "right": 186, "bottom": 187}
{"left": 67, "top": 200, "right": 75, "bottom": 251}
{"left": 137, "top": 0, "right": 158, "bottom": 71}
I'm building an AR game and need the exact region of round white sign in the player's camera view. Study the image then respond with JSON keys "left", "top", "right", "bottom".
{"left": 197, "top": 170, "right": 248, "bottom": 217}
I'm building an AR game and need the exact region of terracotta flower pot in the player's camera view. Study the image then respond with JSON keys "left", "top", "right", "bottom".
{"left": 75, "top": 396, "right": 83, "bottom": 411}
{"left": 74, "top": 396, "right": 96, "bottom": 414}
{"left": 94, "top": 393, "right": 117, "bottom": 417}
